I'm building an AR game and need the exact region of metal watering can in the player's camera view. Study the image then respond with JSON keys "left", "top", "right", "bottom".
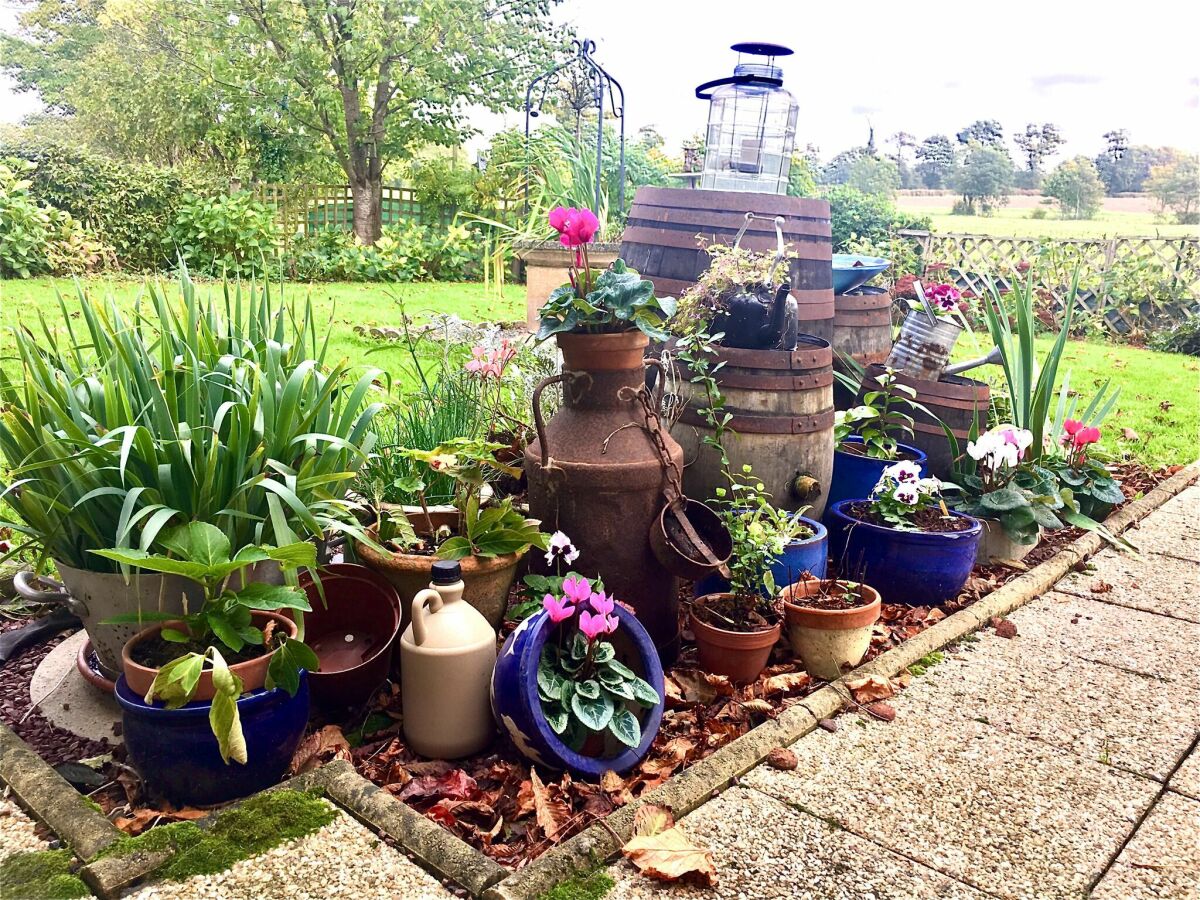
{"left": 886, "top": 280, "right": 1001, "bottom": 380}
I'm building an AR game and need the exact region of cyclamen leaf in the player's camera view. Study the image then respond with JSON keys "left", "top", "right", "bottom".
{"left": 543, "top": 702, "right": 569, "bottom": 735}
{"left": 629, "top": 675, "right": 661, "bottom": 707}
{"left": 571, "top": 690, "right": 614, "bottom": 732}
{"left": 537, "top": 661, "right": 562, "bottom": 702}
{"left": 608, "top": 707, "right": 642, "bottom": 748}
{"left": 575, "top": 679, "right": 601, "bottom": 700}
{"left": 604, "top": 658, "right": 635, "bottom": 679}
{"left": 592, "top": 642, "right": 615, "bottom": 664}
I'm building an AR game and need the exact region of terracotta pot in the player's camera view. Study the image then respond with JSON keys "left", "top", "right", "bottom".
{"left": 355, "top": 515, "right": 524, "bottom": 630}
{"left": 975, "top": 518, "right": 1040, "bottom": 566}
{"left": 556, "top": 330, "right": 649, "bottom": 371}
{"left": 780, "top": 579, "right": 881, "bottom": 680}
{"left": 689, "top": 594, "right": 781, "bottom": 683}
{"left": 121, "top": 611, "right": 298, "bottom": 701}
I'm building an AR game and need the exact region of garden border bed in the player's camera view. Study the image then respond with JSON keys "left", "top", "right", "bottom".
{"left": 2, "top": 461, "right": 1196, "bottom": 899}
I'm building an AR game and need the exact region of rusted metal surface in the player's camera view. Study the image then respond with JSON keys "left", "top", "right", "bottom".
{"left": 886, "top": 310, "right": 964, "bottom": 378}
{"left": 526, "top": 334, "right": 684, "bottom": 664}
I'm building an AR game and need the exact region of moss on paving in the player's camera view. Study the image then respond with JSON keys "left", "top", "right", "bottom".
{"left": 538, "top": 869, "right": 615, "bottom": 900}
{"left": 94, "top": 789, "right": 336, "bottom": 882}
{"left": 0, "top": 849, "right": 91, "bottom": 899}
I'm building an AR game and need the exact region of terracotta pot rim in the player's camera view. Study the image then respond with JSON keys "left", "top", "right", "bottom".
{"left": 689, "top": 595, "right": 781, "bottom": 649}
{"left": 121, "top": 610, "right": 297, "bottom": 697}
{"left": 781, "top": 581, "right": 882, "bottom": 631}
{"left": 555, "top": 330, "right": 649, "bottom": 349}
{"left": 358, "top": 525, "right": 526, "bottom": 576}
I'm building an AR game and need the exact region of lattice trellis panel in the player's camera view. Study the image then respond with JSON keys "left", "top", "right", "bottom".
{"left": 253, "top": 183, "right": 458, "bottom": 237}
{"left": 900, "top": 231, "right": 1200, "bottom": 335}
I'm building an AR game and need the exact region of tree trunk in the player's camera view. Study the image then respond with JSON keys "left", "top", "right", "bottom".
{"left": 351, "top": 179, "right": 382, "bottom": 245}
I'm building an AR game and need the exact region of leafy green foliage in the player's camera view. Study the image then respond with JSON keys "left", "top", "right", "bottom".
{"left": 539, "top": 630, "right": 658, "bottom": 751}
{"left": 1146, "top": 154, "right": 1200, "bottom": 223}
{"left": 834, "top": 368, "right": 919, "bottom": 460}
{"left": 1150, "top": 317, "right": 1200, "bottom": 357}
{"left": 286, "top": 221, "right": 479, "bottom": 282}
{"left": 823, "top": 185, "right": 930, "bottom": 251}
{"left": 169, "top": 192, "right": 280, "bottom": 277}
{"left": 536, "top": 259, "right": 676, "bottom": 341}
{"left": 1043, "top": 156, "right": 1105, "bottom": 220}
{"left": 0, "top": 271, "right": 381, "bottom": 571}
{"left": 951, "top": 144, "right": 1015, "bottom": 214}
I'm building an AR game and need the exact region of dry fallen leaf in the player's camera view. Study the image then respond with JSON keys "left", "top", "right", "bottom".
{"left": 740, "top": 698, "right": 775, "bottom": 716}
{"left": 1121, "top": 427, "right": 1140, "bottom": 441}
{"left": 600, "top": 770, "right": 625, "bottom": 793}
{"left": 866, "top": 701, "right": 896, "bottom": 722}
{"left": 666, "top": 669, "right": 735, "bottom": 706}
{"left": 114, "top": 806, "right": 207, "bottom": 836}
{"left": 844, "top": 674, "right": 896, "bottom": 703}
{"left": 622, "top": 804, "right": 717, "bottom": 886}
{"left": 529, "top": 768, "right": 571, "bottom": 842}
{"left": 990, "top": 617, "right": 1018, "bottom": 639}
{"left": 766, "top": 748, "right": 798, "bottom": 770}
{"left": 1090, "top": 581, "right": 1113, "bottom": 594}
{"left": 761, "top": 671, "right": 812, "bottom": 696}
{"left": 289, "top": 724, "right": 352, "bottom": 775}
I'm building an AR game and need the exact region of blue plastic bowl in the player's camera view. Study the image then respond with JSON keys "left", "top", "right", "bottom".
{"left": 833, "top": 254, "right": 890, "bottom": 295}
{"left": 825, "top": 437, "right": 928, "bottom": 512}
{"left": 491, "top": 606, "right": 664, "bottom": 778}
{"left": 694, "top": 516, "right": 828, "bottom": 597}
{"left": 116, "top": 674, "right": 310, "bottom": 806}
{"left": 825, "top": 500, "right": 981, "bottom": 606}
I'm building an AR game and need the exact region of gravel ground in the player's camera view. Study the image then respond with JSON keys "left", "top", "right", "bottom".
{"left": 0, "top": 795, "right": 50, "bottom": 861}
{"left": 1171, "top": 746, "right": 1200, "bottom": 801}
{"left": 1054, "top": 542, "right": 1200, "bottom": 623}
{"left": 127, "top": 803, "right": 454, "bottom": 900}
{"left": 0, "top": 621, "right": 112, "bottom": 765}
{"left": 1091, "top": 791, "right": 1200, "bottom": 900}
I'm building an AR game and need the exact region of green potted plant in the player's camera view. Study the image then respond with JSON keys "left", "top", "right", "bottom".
{"left": 827, "top": 368, "right": 929, "bottom": 508}
{"left": 356, "top": 438, "right": 548, "bottom": 628}
{"left": 1047, "top": 420, "right": 1124, "bottom": 521}
{"left": 671, "top": 244, "right": 796, "bottom": 349}
{"left": 95, "top": 522, "right": 318, "bottom": 806}
{"left": 0, "top": 272, "right": 381, "bottom": 679}
{"left": 690, "top": 467, "right": 788, "bottom": 683}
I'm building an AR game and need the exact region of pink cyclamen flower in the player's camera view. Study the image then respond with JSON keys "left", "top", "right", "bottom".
{"left": 548, "top": 206, "right": 600, "bottom": 247}
{"left": 588, "top": 590, "right": 615, "bottom": 617}
{"left": 561, "top": 574, "right": 592, "bottom": 605}
{"left": 1078, "top": 426, "right": 1101, "bottom": 446}
{"left": 578, "top": 609, "right": 617, "bottom": 641}
{"left": 542, "top": 594, "right": 576, "bottom": 623}
{"left": 1063, "top": 419, "right": 1083, "bottom": 436}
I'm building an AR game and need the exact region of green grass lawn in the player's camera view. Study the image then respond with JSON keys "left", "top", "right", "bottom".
{"left": 1, "top": 276, "right": 1195, "bottom": 469}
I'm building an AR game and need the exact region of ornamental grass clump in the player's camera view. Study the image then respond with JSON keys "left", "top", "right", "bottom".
{"left": 0, "top": 270, "right": 382, "bottom": 570}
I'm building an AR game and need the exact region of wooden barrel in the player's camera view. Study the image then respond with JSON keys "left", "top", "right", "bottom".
{"left": 833, "top": 287, "right": 894, "bottom": 367}
{"left": 620, "top": 186, "right": 834, "bottom": 342}
{"left": 859, "top": 363, "right": 991, "bottom": 480}
{"left": 669, "top": 335, "right": 835, "bottom": 516}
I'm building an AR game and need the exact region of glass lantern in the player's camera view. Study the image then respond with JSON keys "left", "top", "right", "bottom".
{"left": 696, "top": 43, "right": 799, "bottom": 194}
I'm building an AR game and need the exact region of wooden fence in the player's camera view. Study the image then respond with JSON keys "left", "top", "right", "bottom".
{"left": 252, "top": 183, "right": 457, "bottom": 236}
{"left": 900, "top": 231, "right": 1200, "bottom": 334}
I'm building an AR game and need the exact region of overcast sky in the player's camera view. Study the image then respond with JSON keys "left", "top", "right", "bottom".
{"left": 3, "top": 0, "right": 1198, "bottom": 164}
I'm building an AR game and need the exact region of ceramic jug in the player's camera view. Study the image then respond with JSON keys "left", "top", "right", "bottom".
{"left": 399, "top": 560, "right": 496, "bottom": 759}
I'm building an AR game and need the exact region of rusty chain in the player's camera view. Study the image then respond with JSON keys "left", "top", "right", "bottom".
{"left": 618, "top": 383, "right": 685, "bottom": 507}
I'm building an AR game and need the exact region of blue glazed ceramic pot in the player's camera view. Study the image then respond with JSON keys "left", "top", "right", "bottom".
{"left": 491, "top": 606, "right": 664, "bottom": 778}
{"left": 825, "top": 500, "right": 981, "bottom": 606}
{"left": 694, "top": 517, "right": 828, "bottom": 597}
{"left": 116, "top": 674, "right": 310, "bottom": 807}
{"left": 825, "top": 437, "right": 928, "bottom": 512}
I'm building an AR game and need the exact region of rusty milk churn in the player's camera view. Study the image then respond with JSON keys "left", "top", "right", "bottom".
{"left": 526, "top": 331, "right": 684, "bottom": 664}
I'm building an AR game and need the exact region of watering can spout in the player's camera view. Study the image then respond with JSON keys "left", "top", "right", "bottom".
{"left": 942, "top": 346, "right": 1003, "bottom": 377}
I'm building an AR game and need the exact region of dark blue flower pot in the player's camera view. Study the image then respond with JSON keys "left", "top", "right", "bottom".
{"left": 116, "top": 674, "right": 310, "bottom": 807}
{"left": 694, "top": 517, "right": 828, "bottom": 597}
{"left": 825, "top": 437, "right": 928, "bottom": 513}
{"left": 825, "top": 500, "right": 981, "bottom": 606}
{"left": 491, "top": 606, "right": 664, "bottom": 778}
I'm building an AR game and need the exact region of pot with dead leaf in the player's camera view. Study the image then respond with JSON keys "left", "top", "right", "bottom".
{"left": 491, "top": 546, "right": 664, "bottom": 778}
{"left": 99, "top": 523, "right": 316, "bottom": 806}
{"left": 779, "top": 576, "right": 881, "bottom": 680}
{"left": 689, "top": 468, "right": 788, "bottom": 683}
{"left": 356, "top": 438, "right": 548, "bottom": 630}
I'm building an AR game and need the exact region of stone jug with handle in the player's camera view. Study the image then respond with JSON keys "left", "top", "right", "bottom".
{"left": 399, "top": 560, "right": 496, "bottom": 759}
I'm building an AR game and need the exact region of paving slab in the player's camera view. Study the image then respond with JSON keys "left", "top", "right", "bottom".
{"left": 1125, "top": 512, "right": 1200, "bottom": 563}
{"left": 1006, "top": 592, "right": 1200, "bottom": 686}
{"left": 744, "top": 711, "right": 1157, "bottom": 900}
{"left": 1170, "top": 745, "right": 1200, "bottom": 801}
{"left": 604, "top": 786, "right": 989, "bottom": 900}
{"left": 27, "top": 630, "right": 121, "bottom": 741}
{"left": 127, "top": 804, "right": 454, "bottom": 899}
{"left": 1153, "top": 487, "right": 1199, "bottom": 522}
{"left": 897, "top": 630, "right": 1200, "bottom": 780}
{"left": 1054, "top": 547, "right": 1200, "bottom": 624}
{"left": 1091, "top": 791, "right": 1200, "bottom": 900}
